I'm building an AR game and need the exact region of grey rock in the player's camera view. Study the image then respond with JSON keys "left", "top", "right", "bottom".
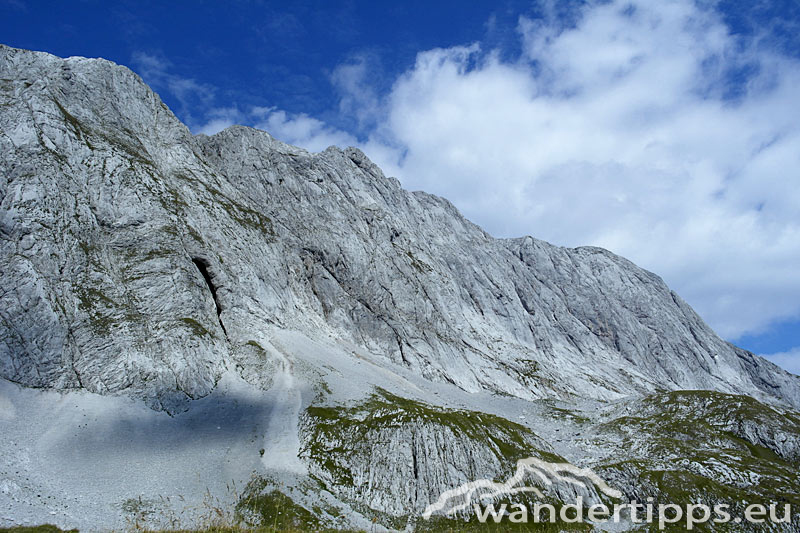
{"left": 1, "top": 44, "right": 797, "bottom": 412}
{"left": 2, "top": 44, "right": 800, "bottom": 531}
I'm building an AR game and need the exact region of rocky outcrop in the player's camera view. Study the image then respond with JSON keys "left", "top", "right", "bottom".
{"left": 595, "top": 391, "right": 800, "bottom": 531}
{"left": 298, "top": 389, "right": 557, "bottom": 518}
{"left": 2, "top": 44, "right": 800, "bottom": 531}
{"left": 1, "top": 43, "right": 798, "bottom": 413}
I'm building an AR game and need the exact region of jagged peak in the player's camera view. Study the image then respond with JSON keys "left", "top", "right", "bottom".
{"left": 199, "top": 124, "right": 311, "bottom": 156}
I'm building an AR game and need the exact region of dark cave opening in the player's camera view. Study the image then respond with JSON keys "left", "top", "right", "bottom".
{"left": 191, "top": 257, "right": 228, "bottom": 337}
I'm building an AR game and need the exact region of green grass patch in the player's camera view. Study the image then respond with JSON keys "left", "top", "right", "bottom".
{"left": 237, "top": 489, "right": 320, "bottom": 531}
{"left": 597, "top": 389, "right": 800, "bottom": 528}
{"left": 179, "top": 317, "right": 214, "bottom": 338}
{"left": 301, "top": 387, "right": 562, "bottom": 528}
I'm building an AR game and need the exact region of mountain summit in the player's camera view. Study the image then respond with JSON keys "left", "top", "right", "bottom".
{"left": 1, "top": 45, "right": 799, "bottom": 531}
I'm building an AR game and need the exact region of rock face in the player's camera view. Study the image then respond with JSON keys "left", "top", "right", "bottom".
{"left": 299, "top": 389, "right": 557, "bottom": 517}
{"left": 2, "top": 44, "right": 800, "bottom": 531}
{"left": 1, "top": 44, "right": 798, "bottom": 412}
{"left": 595, "top": 390, "right": 800, "bottom": 529}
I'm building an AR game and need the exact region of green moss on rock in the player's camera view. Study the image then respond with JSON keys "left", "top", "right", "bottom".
{"left": 303, "top": 388, "right": 560, "bottom": 490}
{"left": 179, "top": 317, "right": 213, "bottom": 338}
{"left": 236, "top": 477, "right": 320, "bottom": 531}
{"left": 597, "top": 390, "right": 800, "bottom": 526}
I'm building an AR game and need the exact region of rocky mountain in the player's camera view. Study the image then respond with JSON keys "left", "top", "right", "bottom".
{"left": 1, "top": 44, "right": 799, "bottom": 531}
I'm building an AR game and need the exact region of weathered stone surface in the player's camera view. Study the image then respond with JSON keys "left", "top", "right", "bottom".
{"left": 299, "top": 389, "right": 557, "bottom": 517}
{"left": 594, "top": 391, "right": 800, "bottom": 530}
{"left": 1, "top": 44, "right": 798, "bottom": 413}
{"left": 2, "top": 44, "right": 800, "bottom": 531}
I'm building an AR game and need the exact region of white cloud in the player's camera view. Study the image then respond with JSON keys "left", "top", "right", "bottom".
{"left": 360, "top": 0, "right": 800, "bottom": 340}
{"left": 331, "top": 55, "right": 382, "bottom": 129}
{"left": 191, "top": 105, "right": 362, "bottom": 154}
{"left": 195, "top": 107, "right": 245, "bottom": 136}
{"left": 252, "top": 107, "right": 359, "bottom": 153}
{"left": 132, "top": 1, "right": 800, "bottom": 342}
{"left": 763, "top": 348, "right": 800, "bottom": 376}
{"left": 196, "top": 117, "right": 238, "bottom": 136}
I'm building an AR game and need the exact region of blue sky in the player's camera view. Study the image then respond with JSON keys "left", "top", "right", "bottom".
{"left": 2, "top": 0, "right": 799, "bottom": 373}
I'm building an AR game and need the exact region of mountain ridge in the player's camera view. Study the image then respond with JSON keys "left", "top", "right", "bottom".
{"left": 2, "top": 43, "right": 800, "bottom": 531}
{"left": 1, "top": 39, "right": 798, "bottom": 410}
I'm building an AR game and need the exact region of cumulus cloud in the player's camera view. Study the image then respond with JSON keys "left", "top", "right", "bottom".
{"left": 132, "top": 1, "right": 800, "bottom": 352}
{"left": 763, "top": 348, "right": 800, "bottom": 376}
{"left": 131, "top": 54, "right": 361, "bottom": 151}
{"left": 331, "top": 54, "right": 382, "bottom": 130}
{"left": 189, "top": 104, "right": 363, "bottom": 154}
{"left": 194, "top": 107, "right": 245, "bottom": 136}
{"left": 366, "top": 0, "right": 800, "bottom": 341}
{"left": 251, "top": 107, "right": 359, "bottom": 153}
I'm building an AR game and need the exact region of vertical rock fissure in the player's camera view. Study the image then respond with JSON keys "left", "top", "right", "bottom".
{"left": 192, "top": 257, "right": 228, "bottom": 338}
